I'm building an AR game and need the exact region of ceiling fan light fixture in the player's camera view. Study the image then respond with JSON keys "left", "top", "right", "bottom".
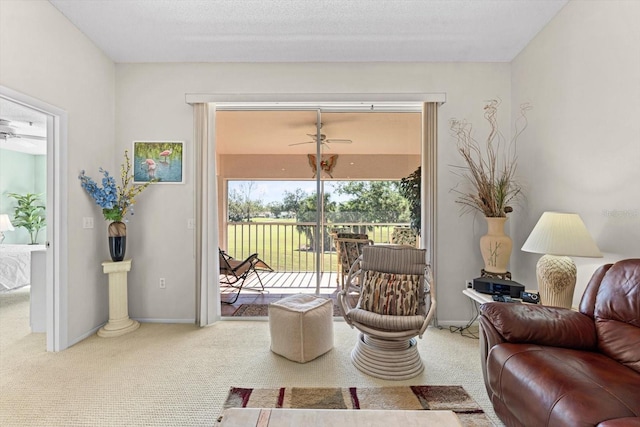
{"left": 0, "top": 123, "right": 17, "bottom": 135}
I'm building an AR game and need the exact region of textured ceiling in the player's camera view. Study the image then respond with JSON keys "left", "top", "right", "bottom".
{"left": 49, "top": 0, "right": 568, "bottom": 63}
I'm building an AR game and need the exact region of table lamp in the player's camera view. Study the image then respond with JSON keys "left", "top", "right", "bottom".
{"left": 0, "top": 214, "right": 14, "bottom": 244}
{"left": 521, "top": 212, "right": 602, "bottom": 308}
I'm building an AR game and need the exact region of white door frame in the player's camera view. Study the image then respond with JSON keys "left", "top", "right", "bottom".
{"left": 187, "top": 93, "right": 444, "bottom": 324}
{"left": 0, "top": 85, "right": 68, "bottom": 351}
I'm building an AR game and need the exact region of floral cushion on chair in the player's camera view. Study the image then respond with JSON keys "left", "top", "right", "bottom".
{"left": 391, "top": 227, "right": 418, "bottom": 246}
{"left": 336, "top": 233, "right": 370, "bottom": 273}
{"left": 357, "top": 270, "right": 422, "bottom": 316}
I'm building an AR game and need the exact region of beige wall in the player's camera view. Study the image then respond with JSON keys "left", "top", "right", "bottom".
{"left": 511, "top": 0, "right": 640, "bottom": 306}
{"left": 0, "top": 0, "right": 116, "bottom": 345}
{"left": 116, "top": 62, "right": 511, "bottom": 323}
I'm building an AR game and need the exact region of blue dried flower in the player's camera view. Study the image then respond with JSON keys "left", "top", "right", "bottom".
{"left": 78, "top": 151, "right": 153, "bottom": 222}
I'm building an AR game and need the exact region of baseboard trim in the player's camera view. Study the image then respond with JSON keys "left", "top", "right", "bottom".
{"left": 133, "top": 318, "right": 196, "bottom": 324}
{"left": 68, "top": 324, "right": 103, "bottom": 347}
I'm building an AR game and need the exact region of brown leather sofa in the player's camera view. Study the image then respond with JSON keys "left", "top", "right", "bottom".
{"left": 478, "top": 258, "right": 640, "bottom": 427}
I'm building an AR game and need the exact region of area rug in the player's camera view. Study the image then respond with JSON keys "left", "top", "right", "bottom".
{"left": 223, "top": 386, "right": 491, "bottom": 426}
{"left": 231, "top": 303, "right": 342, "bottom": 317}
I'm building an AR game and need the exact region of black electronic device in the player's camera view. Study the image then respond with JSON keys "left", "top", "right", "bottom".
{"left": 520, "top": 291, "right": 540, "bottom": 304}
{"left": 492, "top": 295, "right": 520, "bottom": 303}
{"left": 473, "top": 277, "right": 525, "bottom": 298}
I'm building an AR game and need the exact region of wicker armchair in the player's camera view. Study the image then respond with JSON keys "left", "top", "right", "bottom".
{"left": 338, "top": 245, "right": 436, "bottom": 380}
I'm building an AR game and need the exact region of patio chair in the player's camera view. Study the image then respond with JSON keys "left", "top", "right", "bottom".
{"left": 337, "top": 245, "right": 436, "bottom": 380}
{"left": 219, "top": 249, "right": 273, "bottom": 304}
{"left": 333, "top": 233, "right": 373, "bottom": 290}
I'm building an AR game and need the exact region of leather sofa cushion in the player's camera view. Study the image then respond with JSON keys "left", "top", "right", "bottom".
{"left": 487, "top": 343, "right": 640, "bottom": 427}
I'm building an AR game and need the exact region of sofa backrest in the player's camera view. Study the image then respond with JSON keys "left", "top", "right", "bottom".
{"left": 580, "top": 259, "right": 640, "bottom": 374}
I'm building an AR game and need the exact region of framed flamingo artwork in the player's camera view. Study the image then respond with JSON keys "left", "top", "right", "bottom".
{"left": 132, "top": 141, "right": 184, "bottom": 184}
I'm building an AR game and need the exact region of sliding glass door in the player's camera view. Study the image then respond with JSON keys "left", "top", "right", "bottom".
{"left": 216, "top": 106, "right": 422, "bottom": 299}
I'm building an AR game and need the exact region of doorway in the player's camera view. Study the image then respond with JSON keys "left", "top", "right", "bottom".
{"left": 0, "top": 86, "right": 67, "bottom": 351}
{"left": 189, "top": 94, "right": 441, "bottom": 325}
{"left": 214, "top": 106, "right": 424, "bottom": 316}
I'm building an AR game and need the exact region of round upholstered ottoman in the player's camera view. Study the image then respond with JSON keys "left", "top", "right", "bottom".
{"left": 269, "top": 294, "right": 334, "bottom": 363}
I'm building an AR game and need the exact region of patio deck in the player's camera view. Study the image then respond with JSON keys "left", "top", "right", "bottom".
{"left": 220, "top": 271, "right": 343, "bottom": 316}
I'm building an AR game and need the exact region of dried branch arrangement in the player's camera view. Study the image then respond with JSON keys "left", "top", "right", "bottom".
{"left": 450, "top": 99, "right": 531, "bottom": 217}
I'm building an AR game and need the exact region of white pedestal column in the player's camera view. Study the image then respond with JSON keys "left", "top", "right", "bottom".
{"left": 98, "top": 259, "right": 140, "bottom": 337}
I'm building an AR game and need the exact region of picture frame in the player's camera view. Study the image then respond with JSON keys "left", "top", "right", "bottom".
{"left": 132, "top": 141, "right": 184, "bottom": 184}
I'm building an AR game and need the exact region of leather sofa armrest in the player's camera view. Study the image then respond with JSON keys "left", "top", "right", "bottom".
{"left": 478, "top": 315, "right": 506, "bottom": 397}
{"left": 479, "top": 302, "right": 597, "bottom": 350}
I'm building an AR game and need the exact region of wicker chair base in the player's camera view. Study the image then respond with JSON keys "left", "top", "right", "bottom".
{"left": 350, "top": 333, "right": 424, "bottom": 380}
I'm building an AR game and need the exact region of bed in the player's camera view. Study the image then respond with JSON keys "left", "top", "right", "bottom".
{"left": 0, "top": 244, "right": 45, "bottom": 292}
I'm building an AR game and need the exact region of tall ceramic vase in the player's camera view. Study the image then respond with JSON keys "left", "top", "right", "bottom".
{"left": 108, "top": 221, "right": 127, "bottom": 262}
{"left": 480, "top": 217, "right": 512, "bottom": 274}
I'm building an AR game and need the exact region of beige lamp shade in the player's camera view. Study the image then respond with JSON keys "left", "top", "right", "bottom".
{"left": 522, "top": 212, "right": 601, "bottom": 308}
{"left": 0, "top": 214, "right": 14, "bottom": 244}
{"left": 0, "top": 214, "right": 14, "bottom": 232}
{"left": 521, "top": 212, "right": 602, "bottom": 257}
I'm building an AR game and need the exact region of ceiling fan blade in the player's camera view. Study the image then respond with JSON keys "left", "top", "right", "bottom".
{"left": 12, "top": 133, "right": 46, "bottom": 141}
{"left": 288, "top": 141, "right": 315, "bottom": 146}
{"left": 325, "top": 139, "right": 352, "bottom": 144}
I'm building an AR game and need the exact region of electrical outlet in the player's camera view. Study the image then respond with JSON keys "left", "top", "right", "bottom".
{"left": 159, "top": 278, "right": 166, "bottom": 289}
{"left": 82, "top": 217, "right": 94, "bottom": 229}
{"left": 187, "top": 219, "right": 195, "bottom": 229}
{"left": 466, "top": 279, "right": 473, "bottom": 289}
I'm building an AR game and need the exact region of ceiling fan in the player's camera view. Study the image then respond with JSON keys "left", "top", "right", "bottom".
{"left": 288, "top": 123, "right": 352, "bottom": 147}
{"left": 0, "top": 118, "right": 46, "bottom": 141}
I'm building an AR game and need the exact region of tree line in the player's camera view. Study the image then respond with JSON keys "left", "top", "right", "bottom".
{"left": 228, "top": 181, "right": 410, "bottom": 224}
{"left": 228, "top": 181, "right": 411, "bottom": 251}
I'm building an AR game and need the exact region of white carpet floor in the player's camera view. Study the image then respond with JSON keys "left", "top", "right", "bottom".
{"left": 0, "top": 287, "right": 501, "bottom": 426}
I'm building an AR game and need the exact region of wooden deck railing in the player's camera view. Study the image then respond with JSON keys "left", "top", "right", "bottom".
{"left": 225, "top": 221, "right": 410, "bottom": 272}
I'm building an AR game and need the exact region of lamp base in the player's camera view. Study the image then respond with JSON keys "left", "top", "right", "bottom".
{"left": 536, "top": 254, "right": 576, "bottom": 309}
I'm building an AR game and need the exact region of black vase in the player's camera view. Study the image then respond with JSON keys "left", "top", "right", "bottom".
{"left": 108, "top": 236, "right": 126, "bottom": 262}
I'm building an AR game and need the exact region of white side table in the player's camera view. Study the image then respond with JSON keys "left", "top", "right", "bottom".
{"left": 98, "top": 259, "right": 139, "bottom": 337}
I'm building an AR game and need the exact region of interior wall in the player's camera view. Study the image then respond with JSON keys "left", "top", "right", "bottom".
{"left": 0, "top": 149, "right": 39, "bottom": 244}
{"left": 116, "top": 62, "right": 511, "bottom": 323}
{"left": 34, "top": 155, "right": 47, "bottom": 195}
{"left": 511, "top": 0, "right": 640, "bottom": 306}
{"left": 0, "top": 1, "right": 115, "bottom": 345}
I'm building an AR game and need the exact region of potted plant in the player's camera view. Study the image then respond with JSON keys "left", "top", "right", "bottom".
{"left": 7, "top": 192, "right": 46, "bottom": 244}
{"left": 398, "top": 167, "right": 421, "bottom": 245}
{"left": 399, "top": 166, "right": 421, "bottom": 233}
{"left": 78, "top": 150, "right": 154, "bottom": 261}
{"left": 450, "top": 99, "right": 531, "bottom": 273}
